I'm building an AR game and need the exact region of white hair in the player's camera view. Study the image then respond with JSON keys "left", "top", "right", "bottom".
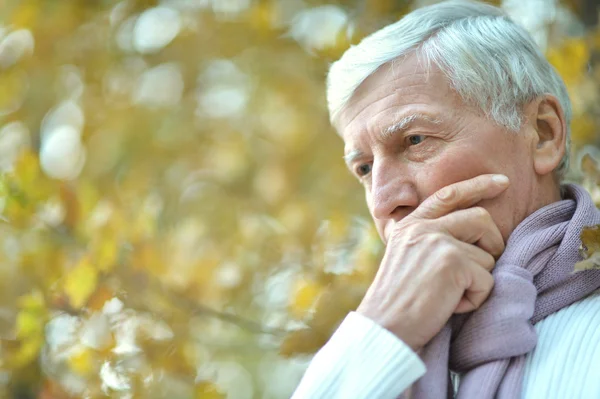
{"left": 327, "top": 0, "right": 572, "bottom": 178}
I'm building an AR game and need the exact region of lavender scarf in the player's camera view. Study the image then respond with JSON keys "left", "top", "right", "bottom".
{"left": 409, "top": 184, "right": 600, "bottom": 398}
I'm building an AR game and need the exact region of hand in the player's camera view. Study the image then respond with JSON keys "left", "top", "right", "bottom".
{"left": 356, "top": 174, "right": 509, "bottom": 351}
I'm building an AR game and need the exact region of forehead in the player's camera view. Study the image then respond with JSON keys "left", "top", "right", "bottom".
{"left": 334, "top": 54, "right": 462, "bottom": 141}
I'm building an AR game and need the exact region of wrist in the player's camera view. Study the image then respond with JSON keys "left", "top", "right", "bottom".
{"left": 355, "top": 305, "right": 421, "bottom": 352}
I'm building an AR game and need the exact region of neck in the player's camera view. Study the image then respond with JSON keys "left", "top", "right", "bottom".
{"left": 533, "top": 176, "right": 563, "bottom": 213}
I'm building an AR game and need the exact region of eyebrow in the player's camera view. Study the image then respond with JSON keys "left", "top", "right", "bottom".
{"left": 343, "top": 113, "right": 442, "bottom": 168}
{"left": 343, "top": 149, "right": 363, "bottom": 167}
{"left": 381, "top": 113, "right": 442, "bottom": 140}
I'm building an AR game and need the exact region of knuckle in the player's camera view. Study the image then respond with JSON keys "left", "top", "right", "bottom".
{"left": 438, "top": 242, "right": 461, "bottom": 268}
{"left": 484, "top": 253, "right": 496, "bottom": 269}
{"left": 450, "top": 264, "right": 468, "bottom": 289}
{"left": 478, "top": 255, "right": 495, "bottom": 273}
{"left": 426, "top": 231, "right": 447, "bottom": 245}
{"left": 471, "top": 206, "right": 490, "bottom": 219}
{"left": 483, "top": 273, "right": 495, "bottom": 292}
{"left": 473, "top": 298, "right": 485, "bottom": 310}
{"left": 496, "top": 240, "right": 506, "bottom": 254}
{"left": 487, "top": 272, "right": 495, "bottom": 286}
{"left": 436, "top": 186, "right": 456, "bottom": 203}
{"left": 442, "top": 239, "right": 461, "bottom": 255}
{"left": 439, "top": 259, "right": 456, "bottom": 276}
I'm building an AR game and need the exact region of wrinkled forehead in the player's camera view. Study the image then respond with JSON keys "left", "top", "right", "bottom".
{"left": 332, "top": 54, "right": 460, "bottom": 138}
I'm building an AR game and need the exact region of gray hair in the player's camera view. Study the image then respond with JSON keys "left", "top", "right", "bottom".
{"left": 326, "top": 0, "right": 572, "bottom": 178}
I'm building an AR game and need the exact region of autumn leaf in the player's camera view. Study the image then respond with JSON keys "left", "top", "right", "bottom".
{"left": 64, "top": 257, "right": 98, "bottom": 309}
{"left": 10, "top": 336, "right": 44, "bottom": 368}
{"left": 91, "top": 236, "right": 119, "bottom": 273}
{"left": 280, "top": 327, "right": 328, "bottom": 357}
{"left": 0, "top": 69, "right": 28, "bottom": 114}
{"left": 289, "top": 278, "right": 323, "bottom": 319}
{"left": 10, "top": 1, "right": 42, "bottom": 28}
{"left": 571, "top": 114, "right": 597, "bottom": 146}
{"left": 195, "top": 381, "right": 226, "bottom": 399}
{"left": 11, "top": 290, "right": 47, "bottom": 368}
{"left": 86, "top": 284, "right": 116, "bottom": 312}
{"left": 67, "top": 347, "right": 96, "bottom": 376}
{"left": 574, "top": 225, "right": 600, "bottom": 271}
{"left": 15, "top": 290, "right": 45, "bottom": 339}
{"left": 581, "top": 152, "right": 600, "bottom": 183}
{"left": 15, "top": 309, "right": 43, "bottom": 338}
{"left": 547, "top": 38, "right": 590, "bottom": 86}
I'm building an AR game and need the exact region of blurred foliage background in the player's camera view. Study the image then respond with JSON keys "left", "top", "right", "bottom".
{"left": 0, "top": 0, "right": 599, "bottom": 398}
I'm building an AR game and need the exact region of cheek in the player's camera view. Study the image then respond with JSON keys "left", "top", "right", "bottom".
{"left": 414, "top": 152, "right": 493, "bottom": 200}
{"left": 414, "top": 146, "right": 519, "bottom": 242}
{"left": 481, "top": 199, "right": 513, "bottom": 242}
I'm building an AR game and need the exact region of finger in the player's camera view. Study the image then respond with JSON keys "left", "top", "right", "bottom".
{"left": 453, "top": 239, "right": 496, "bottom": 272}
{"left": 411, "top": 174, "right": 510, "bottom": 220}
{"left": 436, "top": 207, "right": 505, "bottom": 258}
{"left": 454, "top": 259, "right": 495, "bottom": 313}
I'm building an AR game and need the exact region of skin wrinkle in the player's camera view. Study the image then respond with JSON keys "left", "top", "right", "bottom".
{"left": 344, "top": 113, "right": 443, "bottom": 169}
{"left": 381, "top": 113, "right": 442, "bottom": 140}
{"left": 335, "top": 67, "right": 432, "bottom": 132}
{"left": 336, "top": 54, "right": 565, "bottom": 244}
{"left": 354, "top": 80, "right": 433, "bottom": 138}
{"left": 337, "top": 86, "right": 395, "bottom": 132}
{"left": 344, "top": 100, "right": 440, "bottom": 151}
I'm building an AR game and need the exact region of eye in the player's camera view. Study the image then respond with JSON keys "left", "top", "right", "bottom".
{"left": 408, "top": 135, "right": 426, "bottom": 146}
{"left": 356, "top": 163, "right": 372, "bottom": 177}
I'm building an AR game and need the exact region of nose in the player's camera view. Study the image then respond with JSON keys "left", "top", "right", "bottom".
{"left": 369, "top": 159, "right": 419, "bottom": 222}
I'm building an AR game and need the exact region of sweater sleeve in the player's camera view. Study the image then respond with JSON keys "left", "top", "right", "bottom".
{"left": 291, "top": 311, "right": 427, "bottom": 399}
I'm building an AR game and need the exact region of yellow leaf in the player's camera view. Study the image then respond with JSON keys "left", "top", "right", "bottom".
{"left": 571, "top": 114, "right": 597, "bottom": 145}
{"left": 11, "top": 1, "right": 41, "bottom": 28}
{"left": 547, "top": 38, "right": 589, "bottom": 86}
{"left": 196, "top": 381, "right": 226, "bottom": 399}
{"left": 574, "top": 252, "right": 600, "bottom": 271}
{"left": 308, "top": 285, "right": 363, "bottom": 337}
{"left": 11, "top": 151, "right": 40, "bottom": 188}
{"left": 581, "top": 225, "right": 600, "bottom": 256}
{"left": 575, "top": 225, "right": 600, "bottom": 271}
{"left": 11, "top": 336, "right": 43, "bottom": 368}
{"left": 280, "top": 327, "right": 327, "bottom": 357}
{"left": 76, "top": 181, "right": 102, "bottom": 227}
{"left": 93, "top": 237, "right": 119, "bottom": 273}
{"left": 10, "top": 290, "right": 46, "bottom": 368}
{"left": 289, "top": 278, "right": 322, "bottom": 319}
{"left": 248, "top": 2, "right": 276, "bottom": 34}
{"left": 64, "top": 258, "right": 98, "bottom": 309}
{"left": 67, "top": 347, "right": 95, "bottom": 376}
{"left": 0, "top": 69, "right": 28, "bottom": 114}
{"left": 86, "top": 284, "right": 115, "bottom": 312}
{"left": 15, "top": 290, "right": 46, "bottom": 339}
{"left": 131, "top": 241, "right": 165, "bottom": 275}
{"left": 6, "top": 151, "right": 56, "bottom": 214}
{"left": 15, "top": 310, "right": 42, "bottom": 339}
{"left": 17, "top": 289, "right": 45, "bottom": 310}
{"left": 581, "top": 153, "right": 600, "bottom": 177}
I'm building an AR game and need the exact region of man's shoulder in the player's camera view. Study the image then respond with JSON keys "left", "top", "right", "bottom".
{"left": 532, "top": 291, "right": 600, "bottom": 356}
{"left": 537, "top": 289, "right": 600, "bottom": 331}
{"left": 523, "top": 291, "right": 600, "bottom": 397}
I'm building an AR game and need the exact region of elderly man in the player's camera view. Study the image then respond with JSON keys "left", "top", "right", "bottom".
{"left": 291, "top": 1, "right": 600, "bottom": 398}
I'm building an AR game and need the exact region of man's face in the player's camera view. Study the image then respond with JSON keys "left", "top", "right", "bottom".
{"left": 336, "top": 54, "right": 541, "bottom": 244}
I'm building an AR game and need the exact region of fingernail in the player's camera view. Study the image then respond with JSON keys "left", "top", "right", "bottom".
{"left": 492, "top": 174, "right": 509, "bottom": 184}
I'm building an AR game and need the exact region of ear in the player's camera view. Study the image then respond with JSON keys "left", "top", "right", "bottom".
{"left": 529, "top": 95, "right": 567, "bottom": 176}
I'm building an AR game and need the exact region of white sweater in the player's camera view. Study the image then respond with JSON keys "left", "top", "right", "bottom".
{"left": 292, "top": 291, "right": 600, "bottom": 398}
